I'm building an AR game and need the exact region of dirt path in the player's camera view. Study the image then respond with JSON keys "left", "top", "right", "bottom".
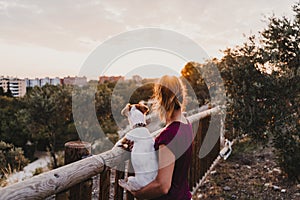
{"left": 193, "top": 138, "right": 300, "bottom": 200}
{"left": 4, "top": 151, "right": 50, "bottom": 186}
{"left": 4, "top": 152, "right": 51, "bottom": 186}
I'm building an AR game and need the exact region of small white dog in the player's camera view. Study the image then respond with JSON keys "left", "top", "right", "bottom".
{"left": 116, "top": 103, "right": 158, "bottom": 191}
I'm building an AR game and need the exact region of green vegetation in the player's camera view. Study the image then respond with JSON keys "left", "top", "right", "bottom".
{"left": 0, "top": 141, "right": 29, "bottom": 179}
{"left": 0, "top": 2, "right": 299, "bottom": 184}
{"left": 0, "top": 79, "right": 156, "bottom": 174}
{"left": 182, "top": 3, "right": 300, "bottom": 181}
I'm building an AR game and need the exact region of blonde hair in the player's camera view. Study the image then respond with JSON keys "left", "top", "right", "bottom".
{"left": 152, "top": 75, "right": 186, "bottom": 121}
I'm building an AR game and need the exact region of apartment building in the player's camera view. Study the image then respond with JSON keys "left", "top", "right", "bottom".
{"left": 0, "top": 76, "right": 26, "bottom": 97}
{"left": 98, "top": 76, "right": 125, "bottom": 83}
{"left": 61, "top": 76, "right": 87, "bottom": 86}
{"left": 25, "top": 77, "right": 61, "bottom": 87}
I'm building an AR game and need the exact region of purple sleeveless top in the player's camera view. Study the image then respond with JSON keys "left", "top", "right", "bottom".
{"left": 153, "top": 121, "right": 193, "bottom": 200}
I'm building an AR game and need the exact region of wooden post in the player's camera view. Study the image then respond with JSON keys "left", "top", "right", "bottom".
{"left": 201, "top": 116, "right": 210, "bottom": 178}
{"left": 63, "top": 141, "right": 92, "bottom": 200}
{"left": 189, "top": 120, "right": 198, "bottom": 190}
{"left": 99, "top": 168, "right": 111, "bottom": 200}
{"left": 64, "top": 141, "right": 91, "bottom": 164}
{"left": 114, "top": 163, "right": 125, "bottom": 200}
{"left": 195, "top": 119, "right": 202, "bottom": 186}
{"left": 126, "top": 160, "right": 135, "bottom": 200}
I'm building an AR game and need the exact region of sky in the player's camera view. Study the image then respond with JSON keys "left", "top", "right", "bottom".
{"left": 0, "top": 0, "right": 297, "bottom": 79}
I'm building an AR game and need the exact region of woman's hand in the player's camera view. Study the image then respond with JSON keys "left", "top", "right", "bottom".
{"left": 129, "top": 189, "right": 143, "bottom": 199}
{"left": 129, "top": 190, "right": 138, "bottom": 197}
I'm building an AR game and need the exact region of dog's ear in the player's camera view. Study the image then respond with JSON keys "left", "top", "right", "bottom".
{"left": 135, "top": 103, "right": 149, "bottom": 115}
{"left": 121, "top": 104, "right": 131, "bottom": 116}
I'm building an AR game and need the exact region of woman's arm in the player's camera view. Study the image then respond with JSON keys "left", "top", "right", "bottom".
{"left": 131, "top": 144, "right": 175, "bottom": 199}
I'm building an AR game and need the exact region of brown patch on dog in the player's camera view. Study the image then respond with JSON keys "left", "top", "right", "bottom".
{"left": 121, "top": 103, "right": 149, "bottom": 116}
{"left": 118, "top": 137, "right": 134, "bottom": 152}
{"left": 134, "top": 103, "right": 149, "bottom": 115}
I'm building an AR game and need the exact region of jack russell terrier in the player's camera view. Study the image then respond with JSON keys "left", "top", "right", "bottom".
{"left": 116, "top": 103, "right": 158, "bottom": 191}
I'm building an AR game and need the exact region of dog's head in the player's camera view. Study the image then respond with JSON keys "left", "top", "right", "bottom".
{"left": 121, "top": 103, "right": 149, "bottom": 127}
{"left": 121, "top": 103, "right": 149, "bottom": 116}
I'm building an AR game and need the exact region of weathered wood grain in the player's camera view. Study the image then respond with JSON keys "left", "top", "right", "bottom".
{"left": 65, "top": 141, "right": 92, "bottom": 200}
{"left": 0, "top": 148, "right": 129, "bottom": 200}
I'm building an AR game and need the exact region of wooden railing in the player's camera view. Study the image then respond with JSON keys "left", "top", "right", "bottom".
{"left": 0, "top": 107, "right": 221, "bottom": 200}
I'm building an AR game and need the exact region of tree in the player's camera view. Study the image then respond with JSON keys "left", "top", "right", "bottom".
{"left": 179, "top": 2, "right": 299, "bottom": 181}
{"left": 129, "top": 83, "right": 154, "bottom": 104}
{"left": 24, "top": 85, "right": 77, "bottom": 168}
{"left": 181, "top": 62, "right": 210, "bottom": 106}
{"left": 72, "top": 82, "right": 121, "bottom": 154}
{"left": 216, "top": 42, "right": 274, "bottom": 141}
{"left": 255, "top": 3, "right": 300, "bottom": 180}
{"left": 4, "top": 85, "right": 13, "bottom": 98}
{"left": 0, "top": 87, "right": 4, "bottom": 96}
{"left": 216, "top": 3, "right": 300, "bottom": 180}
{"left": 0, "top": 96, "right": 30, "bottom": 149}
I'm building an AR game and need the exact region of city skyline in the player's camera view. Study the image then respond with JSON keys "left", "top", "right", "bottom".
{"left": 0, "top": 74, "right": 145, "bottom": 97}
{"left": 0, "top": 0, "right": 296, "bottom": 78}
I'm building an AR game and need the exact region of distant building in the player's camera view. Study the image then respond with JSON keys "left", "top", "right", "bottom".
{"left": 62, "top": 76, "right": 87, "bottom": 86}
{"left": 1, "top": 76, "right": 88, "bottom": 97}
{"left": 99, "top": 76, "right": 125, "bottom": 84}
{"left": 40, "top": 77, "right": 50, "bottom": 86}
{"left": 0, "top": 76, "right": 26, "bottom": 97}
{"left": 25, "top": 78, "right": 40, "bottom": 87}
{"left": 25, "top": 77, "right": 61, "bottom": 87}
{"left": 50, "top": 77, "right": 61, "bottom": 85}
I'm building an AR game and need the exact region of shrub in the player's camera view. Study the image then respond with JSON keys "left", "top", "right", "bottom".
{"left": 0, "top": 141, "right": 29, "bottom": 177}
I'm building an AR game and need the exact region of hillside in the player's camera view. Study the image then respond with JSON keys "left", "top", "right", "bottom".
{"left": 194, "top": 138, "right": 300, "bottom": 200}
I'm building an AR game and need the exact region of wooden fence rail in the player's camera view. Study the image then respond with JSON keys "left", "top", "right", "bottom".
{"left": 0, "top": 106, "right": 221, "bottom": 200}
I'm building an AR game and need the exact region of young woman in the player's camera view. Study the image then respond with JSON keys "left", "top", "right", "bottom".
{"left": 131, "top": 75, "right": 193, "bottom": 200}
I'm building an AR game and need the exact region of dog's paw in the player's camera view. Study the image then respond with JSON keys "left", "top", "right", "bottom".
{"left": 118, "top": 179, "right": 131, "bottom": 191}
{"left": 117, "top": 138, "right": 134, "bottom": 152}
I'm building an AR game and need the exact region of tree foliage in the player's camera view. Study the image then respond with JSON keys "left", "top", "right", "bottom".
{"left": 24, "top": 85, "right": 78, "bottom": 168}
{"left": 189, "top": 3, "right": 300, "bottom": 180}
{"left": 256, "top": 3, "right": 300, "bottom": 181}
{"left": 217, "top": 43, "right": 274, "bottom": 141}
{"left": 0, "top": 79, "right": 156, "bottom": 169}
{"left": 0, "top": 141, "right": 29, "bottom": 178}
{"left": 181, "top": 62, "right": 210, "bottom": 106}
{"left": 0, "top": 97, "right": 29, "bottom": 150}
{"left": 180, "top": 3, "right": 299, "bottom": 180}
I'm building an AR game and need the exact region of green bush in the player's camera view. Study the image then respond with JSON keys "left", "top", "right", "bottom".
{"left": 0, "top": 141, "right": 29, "bottom": 177}
{"left": 180, "top": 2, "right": 300, "bottom": 181}
{"left": 258, "top": 3, "right": 300, "bottom": 181}
{"left": 217, "top": 3, "right": 300, "bottom": 180}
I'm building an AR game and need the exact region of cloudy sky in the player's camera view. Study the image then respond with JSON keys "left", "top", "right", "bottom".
{"left": 0, "top": 0, "right": 296, "bottom": 79}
